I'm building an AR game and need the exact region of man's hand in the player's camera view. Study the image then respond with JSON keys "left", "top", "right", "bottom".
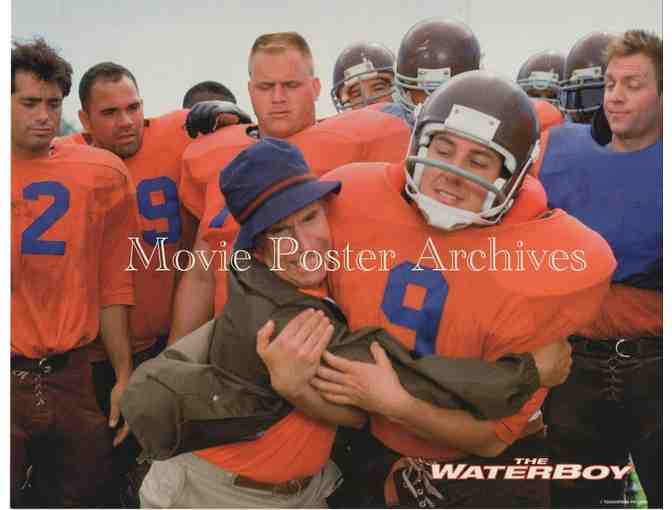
{"left": 185, "top": 100, "right": 252, "bottom": 138}
{"left": 312, "top": 341, "right": 411, "bottom": 417}
{"left": 256, "top": 309, "right": 334, "bottom": 399}
{"left": 532, "top": 339, "right": 573, "bottom": 387}
{"left": 109, "top": 378, "right": 130, "bottom": 447}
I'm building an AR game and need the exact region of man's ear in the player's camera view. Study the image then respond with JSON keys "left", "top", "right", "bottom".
{"left": 312, "top": 77, "right": 321, "bottom": 101}
{"left": 78, "top": 109, "right": 91, "bottom": 133}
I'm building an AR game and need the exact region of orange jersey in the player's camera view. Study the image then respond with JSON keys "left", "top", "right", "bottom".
{"left": 58, "top": 110, "right": 193, "bottom": 356}
{"left": 11, "top": 144, "right": 136, "bottom": 358}
{"left": 195, "top": 411, "right": 335, "bottom": 483}
{"left": 323, "top": 162, "right": 616, "bottom": 459}
{"left": 528, "top": 99, "right": 565, "bottom": 178}
{"left": 191, "top": 107, "right": 410, "bottom": 313}
{"left": 532, "top": 98, "right": 564, "bottom": 132}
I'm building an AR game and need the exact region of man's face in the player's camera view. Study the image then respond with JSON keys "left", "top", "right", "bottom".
{"left": 78, "top": 76, "right": 145, "bottom": 159}
{"left": 339, "top": 74, "right": 393, "bottom": 109}
{"left": 419, "top": 132, "right": 502, "bottom": 213}
{"left": 257, "top": 201, "right": 332, "bottom": 289}
{"left": 526, "top": 88, "right": 558, "bottom": 102}
{"left": 11, "top": 71, "right": 63, "bottom": 159}
{"left": 248, "top": 49, "right": 320, "bottom": 138}
{"left": 604, "top": 53, "right": 662, "bottom": 147}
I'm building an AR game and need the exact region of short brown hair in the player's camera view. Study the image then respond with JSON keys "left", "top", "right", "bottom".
{"left": 606, "top": 30, "right": 662, "bottom": 94}
{"left": 248, "top": 32, "right": 314, "bottom": 76}
{"left": 12, "top": 38, "right": 73, "bottom": 97}
{"left": 79, "top": 62, "right": 139, "bottom": 111}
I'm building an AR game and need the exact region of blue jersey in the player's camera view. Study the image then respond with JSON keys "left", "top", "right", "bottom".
{"left": 379, "top": 101, "right": 416, "bottom": 128}
{"left": 539, "top": 123, "right": 662, "bottom": 287}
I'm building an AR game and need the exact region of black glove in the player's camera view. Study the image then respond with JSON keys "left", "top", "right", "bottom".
{"left": 185, "top": 100, "right": 252, "bottom": 138}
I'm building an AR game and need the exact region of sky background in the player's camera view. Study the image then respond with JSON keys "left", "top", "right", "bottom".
{"left": 12, "top": 1, "right": 663, "bottom": 127}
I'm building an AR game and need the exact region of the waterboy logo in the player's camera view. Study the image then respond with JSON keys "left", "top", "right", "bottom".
{"left": 431, "top": 458, "right": 632, "bottom": 481}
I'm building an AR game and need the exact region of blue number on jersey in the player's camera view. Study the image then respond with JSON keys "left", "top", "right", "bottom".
{"left": 382, "top": 262, "right": 449, "bottom": 356}
{"left": 137, "top": 177, "right": 181, "bottom": 245}
{"left": 21, "top": 181, "right": 70, "bottom": 255}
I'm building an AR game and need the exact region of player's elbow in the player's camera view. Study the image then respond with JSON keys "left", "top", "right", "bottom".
{"left": 473, "top": 437, "right": 508, "bottom": 458}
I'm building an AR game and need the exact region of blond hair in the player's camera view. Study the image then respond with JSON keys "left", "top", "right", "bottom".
{"left": 248, "top": 32, "right": 314, "bottom": 76}
{"left": 606, "top": 30, "right": 662, "bottom": 94}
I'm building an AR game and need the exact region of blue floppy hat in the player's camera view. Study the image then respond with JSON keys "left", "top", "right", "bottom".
{"left": 219, "top": 138, "right": 341, "bottom": 251}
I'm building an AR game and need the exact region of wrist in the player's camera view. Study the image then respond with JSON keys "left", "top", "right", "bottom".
{"left": 270, "top": 375, "right": 306, "bottom": 401}
{"left": 113, "top": 362, "right": 133, "bottom": 383}
{"left": 382, "top": 388, "right": 416, "bottom": 424}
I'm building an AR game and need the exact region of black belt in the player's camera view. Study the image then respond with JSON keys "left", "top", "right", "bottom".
{"left": 11, "top": 351, "right": 70, "bottom": 374}
{"left": 570, "top": 336, "right": 662, "bottom": 359}
{"left": 232, "top": 474, "right": 312, "bottom": 496}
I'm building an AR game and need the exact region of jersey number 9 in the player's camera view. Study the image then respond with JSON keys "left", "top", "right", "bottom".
{"left": 136, "top": 176, "right": 181, "bottom": 245}
{"left": 382, "top": 262, "right": 449, "bottom": 356}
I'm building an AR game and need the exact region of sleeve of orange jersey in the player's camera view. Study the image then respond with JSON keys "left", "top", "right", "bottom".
{"left": 100, "top": 174, "right": 137, "bottom": 307}
{"left": 482, "top": 282, "right": 609, "bottom": 444}
{"left": 575, "top": 284, "right": 662, "bottom": 339}
{"left": 179, "top": 151, "right": 206, "bottom": 220}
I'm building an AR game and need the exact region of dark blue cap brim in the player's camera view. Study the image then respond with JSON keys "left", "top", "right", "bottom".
{"left": 234, "top": 179, "right": 341, "bottom": 252}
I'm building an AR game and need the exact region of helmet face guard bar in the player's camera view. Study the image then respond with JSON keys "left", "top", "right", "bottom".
{"left": 331, "top": 80, "right": 394, "bottom": 112}
{"left": 394, "top": 69, "right": 453, "bottom": 113}
{"left": 559, "top": 80, "right": 604, "bottom": 114}
{"left": 407, "top": 155, "right": 507, "bottom": 203}
{"left": 518, "top": 70, "right": 561, "bottom": 93}
{"left": 394, "top": 68, "right": 452, "bottom": 93}
{"left": 559, "top": 65, "right": 605, "bottom": 114}
{"left": 331, "top": 63, "right": 394, "bottom": 112}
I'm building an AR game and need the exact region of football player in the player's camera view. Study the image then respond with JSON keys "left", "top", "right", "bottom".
{"left": 517, "top": 52, "right": 569, "bottom": 178}
{"left": 59, "top": 62, "right": 195, "bottom": 395}
{"left": 539, "top": 29, "right": 662, "bottom": 509}
{"left": 11, "top": 39, "right": 136, "bottom": 507}
{"left": 331, "top": 41, "right": 395, "bottom": 112}
{"left": 57, "top": 61, "right": 199, "bottom": 506}
{"left": 307, "top": 71, "right": 616, "bottom": 507}
{"left": 559, "top": 31, "right": 615, "bottom": 124}
{"left": 517, "top": 50, "right": 566, "bottom": 106}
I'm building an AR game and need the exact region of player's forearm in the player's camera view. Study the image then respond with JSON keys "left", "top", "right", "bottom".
{"left": 280, "top": 384, "right": 366, "bottom": 428}
{"left": 100, "top": 305, "right": 133, "bottom": 381}
{"left": 387, "top": 392, "right": 507, "bottom": 458}
{"left": 174, "top": 210, "right": 199, "bottom": 288}
{"left": 168, "top": 262, "right": 214, "bottom": 344}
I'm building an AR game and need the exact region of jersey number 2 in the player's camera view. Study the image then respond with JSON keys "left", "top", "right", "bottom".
{"left": 21, "top": 181, "right": 70, "bottom": 255}
{"left": 381, "top": 262, "right": 449, "bottom": 356}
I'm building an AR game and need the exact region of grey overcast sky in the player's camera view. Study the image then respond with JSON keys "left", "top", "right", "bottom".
{"left": 12, "top": 0, "right": 662, "bottom": 128}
